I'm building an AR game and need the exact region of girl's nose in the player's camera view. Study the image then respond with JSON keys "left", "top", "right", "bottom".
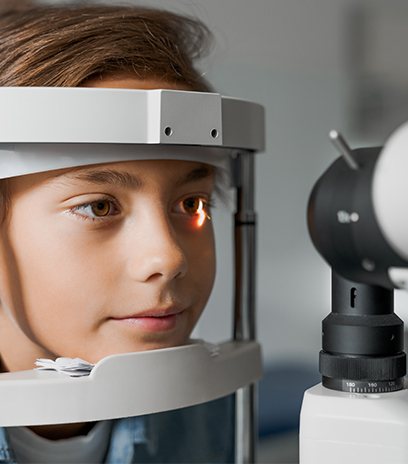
{"left": 125, "top": 213, "right": 188, "bottom": 284}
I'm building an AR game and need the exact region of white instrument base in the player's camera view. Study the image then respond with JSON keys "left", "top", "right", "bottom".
{"left": 300, "top": 382, "right": 408, "bottom": 464}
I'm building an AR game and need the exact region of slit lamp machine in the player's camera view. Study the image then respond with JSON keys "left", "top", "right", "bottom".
{"left": 301, "top": 127, "right": 408, "bottom": 464}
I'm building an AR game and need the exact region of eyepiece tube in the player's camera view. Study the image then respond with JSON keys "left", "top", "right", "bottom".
{"left": 320, "top": 272, "right": 406, "bottom": 393}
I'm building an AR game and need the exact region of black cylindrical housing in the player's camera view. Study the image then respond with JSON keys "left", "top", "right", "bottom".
{"left": 324, "top": 274, "right": 402, "bottom": 356}
{"left": 308, "top": 147, "right": 408, "bottom": 288}
{"left": 319, "top": 273, "right": 406, "bottom": 391}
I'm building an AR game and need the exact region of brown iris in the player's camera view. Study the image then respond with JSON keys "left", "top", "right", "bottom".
{"left": 183, "top": 197, "right": 202, "bottom": 215}
{"left": 91, "top": 200, "right": 111, "bottom": 217}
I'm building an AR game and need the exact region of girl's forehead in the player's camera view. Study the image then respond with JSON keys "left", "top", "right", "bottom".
{"left": 63, "top": 158, "right": 214, "bottom": 173}
{"left": 7, "top": 159, "right": 215, "bottom": 194}
{"left": 53, "top": 159, "right": 215, "bottom": 184}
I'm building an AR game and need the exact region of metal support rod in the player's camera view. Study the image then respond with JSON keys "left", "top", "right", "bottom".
{"left": 232, "top": 151, "right": 257, "bottom": 464}
{"left": 233, "top": 151, "right": 256, "bottom": 341}
{"left": 329, "top": 130, "right": 359, "bottom": 170}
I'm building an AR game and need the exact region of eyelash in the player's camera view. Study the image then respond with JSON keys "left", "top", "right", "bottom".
{"left": 68, "top": 195, "right": 215, "bottom": 223}
{"left": 175, "top": 196, "right": 214, "bottom": 218}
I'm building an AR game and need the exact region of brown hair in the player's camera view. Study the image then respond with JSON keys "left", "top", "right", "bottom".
{"left": 0, "top": 1, "right": 213, "bottom": 91}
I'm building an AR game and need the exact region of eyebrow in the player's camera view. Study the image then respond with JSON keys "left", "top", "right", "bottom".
{"left": 175, "top": 165, "right": 215, "bottom": 187}
{"left": 55, "top": 164, "right": 214, "bottom": 189}
{"left": 61, "top": 169, "right": 141, "bottom": 189}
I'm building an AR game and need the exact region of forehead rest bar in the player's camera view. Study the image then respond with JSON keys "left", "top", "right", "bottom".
{"left": 0, "top": 88, "right": 265, "bottom": 150}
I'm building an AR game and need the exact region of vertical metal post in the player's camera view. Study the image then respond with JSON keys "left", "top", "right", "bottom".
{"left": 232, "top": 151, "right": 257, "bottom": 464}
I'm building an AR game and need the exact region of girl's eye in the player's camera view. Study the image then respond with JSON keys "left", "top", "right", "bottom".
{"left": 176, "top": 196, "right": 213, "bottom": 227}
{"left": 71, "top": 199, "right": 119, "bottom": 221}
{"left": 183, "top": 197, "right": 203, "bottom": 215}
{"left": 178, "top": 197, "right": 212, "bottom": 215}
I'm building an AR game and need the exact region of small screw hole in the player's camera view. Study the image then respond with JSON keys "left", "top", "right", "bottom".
{"left": 164, "top": 126, "right": 173, "bottom": 136}
{"left": 211, "top": 129, "right": 219, "bottom": 139}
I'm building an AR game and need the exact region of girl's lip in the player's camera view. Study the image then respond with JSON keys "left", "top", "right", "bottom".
{"left": 110, "top": 311, "right": 185, "bottom": 332}
{"left": 111, "top": 307, "right": 185, "bottom": 319}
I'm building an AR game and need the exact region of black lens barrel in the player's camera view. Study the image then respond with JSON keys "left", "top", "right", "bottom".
{"left": 320, "top": 273, "right": 406, "bottom": 392}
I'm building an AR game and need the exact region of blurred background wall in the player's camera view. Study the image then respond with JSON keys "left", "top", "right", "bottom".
{"left": 41, "top": 0, "right": 408, "bottom": 460}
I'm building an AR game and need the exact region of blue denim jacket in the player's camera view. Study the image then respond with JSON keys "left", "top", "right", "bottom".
{"left": 0, "top": 396, "right": 235, "bottom": 463}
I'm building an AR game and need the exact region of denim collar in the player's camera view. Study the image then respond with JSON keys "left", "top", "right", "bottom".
{"left": 0, "top": 427, "right": 15, "bottom": 463}
{"left": 103, "top": 416, "right": 148, "bottom": 464}
{"left": 0, "top": 416, "right": 147, "bottom": 464}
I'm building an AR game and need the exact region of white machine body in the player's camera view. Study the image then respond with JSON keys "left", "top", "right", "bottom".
{"left": 373, "top": 122, "right": 408, "bottom": 288}
{"left": 300, "top": 383, "right": 408, "bottom": 464}
{"left": 373, "top": 121, "right": 408, "bottom": 265}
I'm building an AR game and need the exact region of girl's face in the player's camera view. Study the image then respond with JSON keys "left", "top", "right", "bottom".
{"left": 0, "top": 77, "right": 217, "bottom": 370}
{"left": 0, "top": 158, "right": 216, "bottom": 364}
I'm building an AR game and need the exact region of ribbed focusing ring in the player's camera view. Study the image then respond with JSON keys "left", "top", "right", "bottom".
{"left": 320, "top": 351, "right": 406, "bottom": 381}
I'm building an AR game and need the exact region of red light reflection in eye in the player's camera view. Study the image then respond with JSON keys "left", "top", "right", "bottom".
{"left": 196, "top": 199, "right": 209, "bottom": 228}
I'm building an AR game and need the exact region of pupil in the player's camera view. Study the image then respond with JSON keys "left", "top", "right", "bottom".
{"left": 184, "top": 198, "right": 199, "bottom": 213}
